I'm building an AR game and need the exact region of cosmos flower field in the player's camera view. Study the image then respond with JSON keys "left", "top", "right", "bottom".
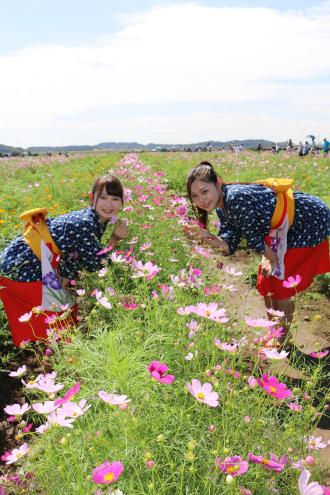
{"left": 0, "top": 151, "right": 329, "bottom": 494}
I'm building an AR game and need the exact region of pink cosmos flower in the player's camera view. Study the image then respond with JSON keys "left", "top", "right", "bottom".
{"left": 5, "top": 443, "right": 29, "bottom": 464}
{"left": 18, "top": 311, "right": 32, "bottom": 323}
{"left": 98, "top": 267, "right": 108, "bottom": 277}
{"left": 32, "top": 400, "right": 58, "bottom": 414}
{"left": 193, "top": 302, "right": 228, "bottom": 323}
{"left": 256, "top": 374, "right": 292, "bottom": 400}
{"left": 97, "top": 245, "right": 114, "bottom": 256}
{"left": 214, "top": 339, "right": 240, "bottom": 353}
{"left": 4, "top": 403, "right": 31, "bottom": 417}
{"left": 244, "top": 316, "right": 275, "bottom": 328}
{"left": 204, "top": 285, "right": 221, "bottom": 296}
{"left": 96, "top": 291, "right": 112, "bottom": 309}
{"left": 262, "top": 348, "right": 289, "bottom": 360}
{"left": 247, "top": 376, "right": 258, "bottom": 388}
{"left": 131, "top": 260, "right": 161, "bottom": 280}
{"left": 92, "top": 460, "right": 124, "bottom": 484}
{"left": 9, "top": 365, "right": 27, "bottom": 377}
{"left": 309, "top": 350, "right": 329, "bottom": 359}
{"left": 22, "top": 372, "right": 64, "bottom": 395}
{"left": 264, "top": 326, "right": 286, "bottom": 341}
{"left": 44, "top": 314, "right": 58, "bottom": 325}
{"left": 146, "top": 459, "right": 155, "bottom": 469}
{"left": 215, "top": 456, "right": 249, "bottom": 476}
{"left": 194, "top": 245, "right": 211, "bottom": 258}
{"left": 223, "top": 266, "right": 243, "bottom": 276}
{"left": 239, "top": 489, "right": 253, "bottom": 495}
{"left": 186, "top": 379, "right": 219, "bottom": 407}
{"left": 140, "top": 242, "right": 152, "bottom": 252}
{"left": 248, "top": 452, "right": 287, "bottom": 471}
{"left": 54, "top": 382, "right": 81, "bottom": 407}
{"left": 184, "top": 352, "right": 194, "bottom": 361}
{"left": 283, "top": 274, "right": 302, "bottom": 288}
{"left": 305, "top": 435, "right": 327, "bottom": 450}
{"left": 298, "top": 469, "right": 324, "bottom": 495}
{"left": 98, "top": 391, "right": 131, "bottom": 409}
{"left": 110, "top": 252, "right": 126, "bottom": 263}
{"left": 147, "top": 361, "right": 175, "bottom": 384}
{"left": 288, "top": 402, "right": 303, "bottom": 412}
{"left": 266, "top": 308, "right": 285, "bottom": 317}
{"left": 59, "top": 399, "right": 90, "bottom": 418}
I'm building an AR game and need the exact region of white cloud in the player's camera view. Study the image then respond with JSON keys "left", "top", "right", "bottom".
{"left": 1, "top": 2, "right": 330, "bottom": 146}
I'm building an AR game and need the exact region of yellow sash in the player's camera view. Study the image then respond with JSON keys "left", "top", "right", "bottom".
{"left": 254, "top": 178, "right": 295, "bottom": 228}
{"left": 20, "top": 208, "right": 63, "bottom": 261}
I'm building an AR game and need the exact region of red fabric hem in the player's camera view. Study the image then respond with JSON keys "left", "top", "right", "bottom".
{"left": 257, "top": 239, "right": 330, "bottom": 300}
{"left": 0, "top": 277, "right": 77, "bottom": 346}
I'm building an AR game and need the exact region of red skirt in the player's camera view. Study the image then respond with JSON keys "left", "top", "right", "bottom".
{"left": 257, "top": 239, "right": 330, "bottom": 300}
{"left": 0, "top": 277, "right": 77, "bottom": 347}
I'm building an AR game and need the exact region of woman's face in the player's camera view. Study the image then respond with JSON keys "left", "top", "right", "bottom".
{"left": 190, "top": 179, "right": 221, "bottom": 212}
{"left": 93, "top": 186, "right": 122, "bottom": 223}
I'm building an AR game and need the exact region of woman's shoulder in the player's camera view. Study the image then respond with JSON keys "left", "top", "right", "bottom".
{"left": 52, "top": 207, "right": 96, "bottom": 224}
{"left": 225, "top": 183, "right": 273, "bottom": 203}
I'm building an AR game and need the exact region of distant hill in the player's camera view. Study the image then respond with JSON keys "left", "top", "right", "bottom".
{"left": 0, "top": 139, "right": 286, "bottom": 155}
{"left": 0, "top": 143, "right": 24, "bottom": 154}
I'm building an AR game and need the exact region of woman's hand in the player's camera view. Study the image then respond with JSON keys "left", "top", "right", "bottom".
{"left": 260, "top": 256, "right": 274, "bottom": 278}
{"left": 183, "top": 223, "right": 229, "bottom": 254}
{"left": 61, "top": 277, "right": 71, "bottom": 289}
{"left": 109, "top": 219, "right": 129, "bottom": 246}
{"left": 183, "top": 223, "right": 209, "bottom": 241}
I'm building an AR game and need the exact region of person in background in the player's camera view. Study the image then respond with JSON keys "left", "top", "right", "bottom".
{"left": 322, "top": 138, "right": 330, "bottom": 156}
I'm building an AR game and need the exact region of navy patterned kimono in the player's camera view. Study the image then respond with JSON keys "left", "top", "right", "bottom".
{"left": 216, "top": 184, "right": 330, "bottom": 255}
{"left": 0, "top": 207, "right": 111, "bottom": 281}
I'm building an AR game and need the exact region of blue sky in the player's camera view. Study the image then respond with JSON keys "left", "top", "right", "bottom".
{"left": 1, "top": 1, "right": 330, "bottom": 146}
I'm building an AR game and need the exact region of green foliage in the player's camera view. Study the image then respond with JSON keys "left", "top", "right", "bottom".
{"left": 1, "top": 151, "right": 329, "bottom": 495}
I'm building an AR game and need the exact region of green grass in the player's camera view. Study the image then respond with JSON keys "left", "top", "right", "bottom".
{"left": 0, "top": 151, "right": 329, "bottom": 495}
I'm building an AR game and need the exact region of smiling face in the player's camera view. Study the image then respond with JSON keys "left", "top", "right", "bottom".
{"left": 190, "top": 179, "right": 221, "bottom": 212}
{"left": 93, "top": 186, "right": 122, "bottom": 223}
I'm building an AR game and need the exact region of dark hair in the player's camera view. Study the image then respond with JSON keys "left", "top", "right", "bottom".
{"left": 91, "top": 174, "right": 124, "bottom": 205}
{"left": 186, "top": 161, "right": 221, "bottom": 227}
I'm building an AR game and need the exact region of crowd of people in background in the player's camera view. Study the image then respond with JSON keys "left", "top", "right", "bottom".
{"left": 256, "top": 137, "right": 330, "bottom": 156}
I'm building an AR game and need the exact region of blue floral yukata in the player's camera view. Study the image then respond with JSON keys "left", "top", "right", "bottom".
{"left": 216, "top": 184, "right": 330, "bottom": 255}
{"left": 0, "top": 207, "right": 111, "bottom": 282}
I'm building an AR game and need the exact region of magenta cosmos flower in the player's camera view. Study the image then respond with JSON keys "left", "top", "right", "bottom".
{"left": 92, "top": 460, "right": 124, "bottom": 484}
{"left": 147, "top": 361, "right": 175, "bottom": 384}
{"left": 216, "top": 456, "right": 249, "bottom": 476}
{"left": 248, "top": 452, "right": 287, "bottom": 472}
{"left": 283, "top": 274, "right": 301, "bottom": 288}
{"left": 256, "top": 374, "right": 292, "bottom": 400}
{"left": 309, "top": 350, "right": 329, "bottom": 359}
{"left": 186, "top": 379, "right": 219, "bottom": 407}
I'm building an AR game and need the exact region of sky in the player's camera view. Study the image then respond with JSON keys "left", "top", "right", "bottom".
{"left": 1, "top": 0, "right": 330, "bottom": 147}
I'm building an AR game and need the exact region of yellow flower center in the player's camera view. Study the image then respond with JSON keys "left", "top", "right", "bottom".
{"left": 104, "top": 472, "right": 114, "bottom": 482}
{"left": 197, "top": 392, "right": 205, "bottom": 400}
{"left": 227, "top": 465, "right": 240, "bottom": 473}
{"left": 269, "top": 386, "right": 277, "bottom": 393}
{"left": 262, "top": 459, "right": 269, "bottom": 465}
{"left": 205, "top": 311, "right": 211, "bottom": 317}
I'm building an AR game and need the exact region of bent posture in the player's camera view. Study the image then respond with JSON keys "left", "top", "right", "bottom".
{"left": 185, "top": 161, "right": 330, "bottom": 343}
{"left": 0, "top": 174, "right": 128, "bottom": 345}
